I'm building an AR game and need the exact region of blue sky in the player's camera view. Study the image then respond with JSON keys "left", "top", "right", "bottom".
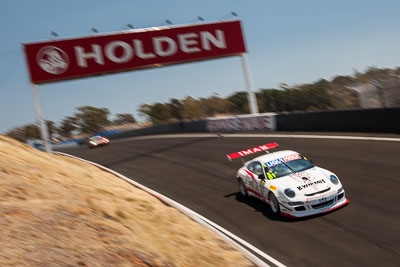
{"left": 1, "top": 0, "right": 399, "bottom": 133}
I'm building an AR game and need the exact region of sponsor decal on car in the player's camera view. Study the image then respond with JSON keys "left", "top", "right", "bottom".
{"left": 237, "top": 145, "right": 277, "bottom": 157}
{"left": 227, "top": 142, "right": 278, "bottom": 160}
{"left": 289, "top": 171, "right": 315, "bottom": 183}
{"left": 297, "top": 179, "right": 326, "bottom": 191}
{"left": 265, "top": 154, "right": 301, "bottom": 167}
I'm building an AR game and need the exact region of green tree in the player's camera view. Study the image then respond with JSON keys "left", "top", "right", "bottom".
{"left": 297, "top": 82, "right": 333, "bottom": 110}
{"left": 331, "top": 75, "right": 354, "bottom": 86}
{"left": 138, "top": 104, "right": 152, "bottom": 119}
{"left": 259, "top": 83, "right": 334, "bottom": 112}
{"left": 168, "top": 98, "right": 184, "bottom": 121}
{"left": 138, "top": 103, "right": 171, "bottom": 124}
{"left": 113, "top": 113, "right": 136, "bottom": 125}
{"left": 23, "top": 124, "right": 41, "bottom": 140}
{"left": 181, "top": 96, "right": 202, "bottom": 119}
{"left": 259, "top": 89, "right": 285, "bottom": 112}
{"left": 46, "top": 120, "right": 56, "bottom": 139}
{"left": 199, "top": 94, "right": 234, "bottom": 116}
{"left": 6, "top": 126, "right": 26, "bottom": 142}
{"left": 74, "top": 106, "right": 110, "bottom": 134}
{"left": 57, "top": 116, "right": 77, "bottom": 138}
{"left": 227, "top": 92, "right": 249, "bottom": 114}
{"left": 6, "top": 123, "right": 41, "bottom": 143}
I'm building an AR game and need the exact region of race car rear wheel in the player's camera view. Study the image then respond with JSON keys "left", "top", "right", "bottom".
{"left": 238, "top": 179, "right": 248, "bottom": 197}
{"left": 269, "top": 192, "right": 280, "bottom": 214}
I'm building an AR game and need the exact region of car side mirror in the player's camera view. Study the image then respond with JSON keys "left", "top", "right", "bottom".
{"left": 258, "top": 174, "right": 266, "bottom": 180}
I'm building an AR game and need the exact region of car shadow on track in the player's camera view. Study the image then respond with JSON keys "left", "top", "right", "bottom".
{"left": 104, "top": 136, "right": 220, "bottom": 167}
{"left": 224, "top": 192, "right": 347, "bottom": 222}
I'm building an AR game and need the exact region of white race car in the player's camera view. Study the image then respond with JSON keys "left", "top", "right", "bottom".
{"left": 227, "top": 142, "right": 348, "bottom": 218}
{"left": 87, "top": 135, "right": 110, "bottom": 148}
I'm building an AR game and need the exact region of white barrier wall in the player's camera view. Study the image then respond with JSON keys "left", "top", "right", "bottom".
{"left": 207, "top": 113, "right": 276, "bottom": 132}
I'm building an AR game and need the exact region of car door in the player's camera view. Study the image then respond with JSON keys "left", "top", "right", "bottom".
{"left": 245, "top": 162, "right": 260, "bottom": 194}
{"left": 247, "top": 161, "right": 266, "bottom": 199}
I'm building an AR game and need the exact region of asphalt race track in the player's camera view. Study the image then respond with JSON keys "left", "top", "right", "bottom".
{"left": 58, "top": 133, "right": 400, "bottom": 266}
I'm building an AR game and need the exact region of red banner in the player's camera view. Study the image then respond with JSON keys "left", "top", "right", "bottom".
{"left": 23, "top": 20, "right": 246, "bottom": 84}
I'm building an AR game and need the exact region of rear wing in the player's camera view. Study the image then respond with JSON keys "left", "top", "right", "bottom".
{"left": 226, "top": 142, "right": 279, "bottom": 161}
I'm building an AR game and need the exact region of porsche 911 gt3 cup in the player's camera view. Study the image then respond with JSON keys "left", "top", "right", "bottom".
{"left": 227, "top": 142, "right": 348, "bottom": 218}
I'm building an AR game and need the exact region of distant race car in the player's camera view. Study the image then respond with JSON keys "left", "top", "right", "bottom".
{"left": 227, "top": 142, "right": 348, "bottom": 218}
{"left": 88, "top": 135, "right": 110, "bottom": 148}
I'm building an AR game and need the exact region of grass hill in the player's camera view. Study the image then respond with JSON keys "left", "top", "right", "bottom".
{"left": 0, "top": 135, "right": 253, "bottom": 266}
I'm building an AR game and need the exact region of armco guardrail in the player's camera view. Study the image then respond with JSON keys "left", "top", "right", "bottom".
{"left": 108, "top": 120, "right": 208, "bottom": 140}
{"left": 108, "top": 114, "right": 277, "bottom": 140}
{"left": 276, "top": 108, "right": 400, "bottom": 133}
{"left": 107, "top": 108, "right": 399, "bottom": 140}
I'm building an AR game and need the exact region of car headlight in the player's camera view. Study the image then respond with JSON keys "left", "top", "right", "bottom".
{"left": 284, "top": 188, "right": 296, "bottom": 198}
{"left": 330, "top": 175, "right": 339, "bottom": 185}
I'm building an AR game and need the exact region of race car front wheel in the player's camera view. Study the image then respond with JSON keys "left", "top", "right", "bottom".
{"left": 269, "top": 192, "right": 281, "bottom": 214}
{"left": 238, "top": 179, "right": 248, "bottom": 198}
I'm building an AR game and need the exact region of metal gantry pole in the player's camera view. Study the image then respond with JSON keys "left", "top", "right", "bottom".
{"left": 30, "top": 84, "right": 52, "bottom": 153}
{"left": 240, "top": 53, "right": 259, "bottom": 114}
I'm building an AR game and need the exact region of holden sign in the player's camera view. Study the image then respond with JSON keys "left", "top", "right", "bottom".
{"left": 23, "top": 20, "right": 246, "bottom": 84}
{"left": 36, "top": 46, "right": 69, "bottom": 74}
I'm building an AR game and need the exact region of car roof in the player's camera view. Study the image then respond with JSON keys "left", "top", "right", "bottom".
{"left": 90, "top": 135, "right": 104, "bottom": 139}
{"left": 248, "top": 150, "right": 300, "bottom": 164}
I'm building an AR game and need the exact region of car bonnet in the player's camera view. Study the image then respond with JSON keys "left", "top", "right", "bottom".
{"left": 278, "top": 167, "right": 331, "bottom": 195}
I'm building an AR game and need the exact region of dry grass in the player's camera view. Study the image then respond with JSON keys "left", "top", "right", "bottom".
{"left": 0, "top": 135, "right": 253, "bottom": 267}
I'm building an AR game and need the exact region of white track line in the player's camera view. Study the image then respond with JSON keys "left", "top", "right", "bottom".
{"left": 54, "top": 152, "right": 284, "bottom": 267}
{"left": 112, "top": 133, "right": 400, "bottom": 143}
{"left": 221, "top": 133, "right": 400, "bottom": 142}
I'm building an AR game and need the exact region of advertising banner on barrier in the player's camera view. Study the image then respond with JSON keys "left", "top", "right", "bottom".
{"left": 207, "top": 114, "right": 276, "bottom": 132}
{"left": 23, "top": 20, "right": 246, "bottom": 84}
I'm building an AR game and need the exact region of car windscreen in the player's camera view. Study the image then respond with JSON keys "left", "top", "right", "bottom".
{"left": 264, "top": 154, "right": 314, "bottom": 178}
{"left": 267, "top": 164, "right": 293, "bottom": 178}
{"left": 284, "top": 158, "right": 314, "bottom": 173}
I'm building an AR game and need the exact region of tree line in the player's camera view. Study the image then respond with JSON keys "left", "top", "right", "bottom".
{"left": 6, "top": 106, "right": 136, "bottom": 143}
{"left": 138, "top": 85, "right": 335, "bottom": 124}
{"left": 138, "top": 66, "right": 400, "bottom": 123}
{"left": 6, "top": 66, "right": 399, "bottom": 143}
